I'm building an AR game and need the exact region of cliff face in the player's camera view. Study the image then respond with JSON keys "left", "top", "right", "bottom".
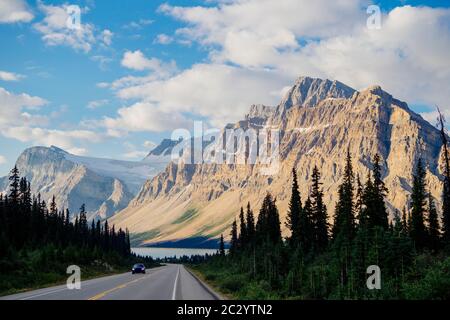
{"left": 0, "top": 146, "right": 169, "bottom": 220}
{"left": 110, "top": 77, "right": 445, "bottom": 245}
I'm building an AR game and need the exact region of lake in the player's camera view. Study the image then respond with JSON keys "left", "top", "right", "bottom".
{"left": 132, "top": 247, "right": 219, "bottom": 259}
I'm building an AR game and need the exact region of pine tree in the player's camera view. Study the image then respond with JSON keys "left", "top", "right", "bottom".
{"left": 299, "top": 196, "right": 313, "bottom": 253}
{"left": 355, "top": 174, "right": 364, "bottom": 222}
{"left": 219, "top": 234, "right": 226, "bottom": 256}
{"left": 332, "top": 150, "right": 356, "bottom": 241}
{"left": 267, "top": 195, "right": 282, "bottom": 244}
{"left": 229, "top": 220, "right": 238, "bottom": 256}
{"left": 371, "top": 154, "right": 389, "bottom": 230}
{"left": 427, "top": 193, "right": 440, "bottom": 251}
{"left": 256, "top": 193, "right": 282, "bottom": 245}
{"left": 286, "top": 168, "right": 302, "bottom": 248}
{"left": 238, "top": 207, "right": 247, "bottom": 249}
{"left": 410, "top": 159, "right": 428, "bottom": 250}
{"left": 331, "top": 151, "right": 356, "bottom": 291}
{"left": 9, "top": 166, "right": 20, "bottom": 204}
{"left": 310, "top": 166, "right": 328, "bottom": 251}
{"left": 246, "top": 202, "right": 255, "bottom": 244}
{"left": 401, "top": 207, "right": 408, "bottom": 235}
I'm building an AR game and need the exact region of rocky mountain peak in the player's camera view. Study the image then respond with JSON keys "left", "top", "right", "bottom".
{"left": 279, "top": 76, "right": 356, "bottom": 110}
{"left": 145, "top": 139, "right": 181, "bottom": 158}
{"left": 110, "top": 76, "right": 445, "bottom": 246}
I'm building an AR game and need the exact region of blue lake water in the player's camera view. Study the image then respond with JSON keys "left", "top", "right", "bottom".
{"left": 132, "top": 247, "right": 219, "bottom": 259}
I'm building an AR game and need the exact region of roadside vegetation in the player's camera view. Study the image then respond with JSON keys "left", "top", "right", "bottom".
{"left": 192, "top": 142, "right": 450, "bottom": 299}
{"left": 0, "top": 168, "right": 157, "bottom": 295}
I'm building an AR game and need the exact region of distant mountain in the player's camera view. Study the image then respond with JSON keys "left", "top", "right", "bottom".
{"left": 144, "top": 138, "right": 181, "bottom": 159}
{"left": 110, "top": 76, "right": 446, "bottom": 246}
{"left": 0, "top": 145, "right": 170, "bottom": 220}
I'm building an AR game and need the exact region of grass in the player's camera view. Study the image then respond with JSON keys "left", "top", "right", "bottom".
{"left": 173, "top": 209, "right": 199, "bottom": 224}
{"left": 186, "top": 266, "right": 234, "bottom": 300}
{"left": 129, "top": 229, "right": 160, "bottom": 246}
{"left": 0, "top": 265, "right": 129, "bottom": 297}
{"left": 189, "top": 264, "right": 282, "bottom": 300}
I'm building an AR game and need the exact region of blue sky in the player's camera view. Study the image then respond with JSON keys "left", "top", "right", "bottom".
{"left": 0, "top": 0, "right": 450, "bottom": 176}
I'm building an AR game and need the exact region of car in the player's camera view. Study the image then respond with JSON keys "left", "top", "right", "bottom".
{"left": 132, "top": 263, "right": 146, "bottom": 274}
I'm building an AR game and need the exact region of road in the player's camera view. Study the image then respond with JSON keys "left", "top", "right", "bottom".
{"left": 0, "top": 264, "right": 220, "bottom": 300}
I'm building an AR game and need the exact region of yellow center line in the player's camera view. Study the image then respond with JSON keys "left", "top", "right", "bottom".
{"left": 88, "top": 273, "right": 155, "bottom": 300}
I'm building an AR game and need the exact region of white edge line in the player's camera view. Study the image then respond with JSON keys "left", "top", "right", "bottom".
{"left": 20, "top": 287, "right": 68, "bottom": 300}
{"left": 171, "top": 265, "right": 180, "bottom": 300}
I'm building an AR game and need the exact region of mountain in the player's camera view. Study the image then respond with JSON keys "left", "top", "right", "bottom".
{"left": 109, "top": 76, "right": 445, "bottom": 246}
{"left": 0, "top": 145, "right": 170, "bottom": 220}
{"left": 144, "top": 138, "right": 181, "bottom": 159}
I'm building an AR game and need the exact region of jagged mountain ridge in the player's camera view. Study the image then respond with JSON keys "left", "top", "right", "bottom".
{"left": 0, "top": 145, "right": 171, "bottom": 220}
{"left": 111, "top": 76, "right": 445, "bottom": 246}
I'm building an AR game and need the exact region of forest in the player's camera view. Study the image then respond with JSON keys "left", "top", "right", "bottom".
{"left": 0, "top": 167, "right": 155, "bottom": 295}
{"left": 192, "top": 117, "right": 450, "bottom": 299}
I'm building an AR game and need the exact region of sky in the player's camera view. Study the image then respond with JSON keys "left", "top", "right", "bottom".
{"left": 0, "top": 0, "right": 450, "bottom": 176}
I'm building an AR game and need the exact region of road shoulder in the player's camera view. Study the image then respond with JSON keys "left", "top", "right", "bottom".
{"left": 184, "top": 266, "right": 227, "bottom": 300}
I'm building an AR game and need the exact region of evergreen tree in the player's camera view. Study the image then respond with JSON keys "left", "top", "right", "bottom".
{"left": 331, "top": 150, "right": 356, "bottom": 290}
{"left": 256, "top": 193, "right": 282, "bottom": 245}
{"left": 219, "top": 234, "right": 225, "bottom": 257}
{"left": 310, "top": 166, "right": 328, "bottom": 251}
{"left": 267, "top": 195, "right": 282, "bottom": 245}
{"left": 332, "top": 150, "right": 356, "bottom": 241}
{"left": 427, "top": 193, "right": 441, "bottom": 251}
{"left": 410, "top": 159, "right": 427, "bottom": 250}
{"left": 401, "top": 207, "right": 408, "bottom": 235}
{"left": 229, "top": 219, "right": 238, "bottom": 256}
{"left": 370, "top": 154, "right": 389, "bottom": 230}
{"left": 9, "top": 166, "right": 20, "bottom": 204}
{"left": 238, "top": 207, "right": 247, "bottom": 249}
{"left": 355, "top": 174, "right": 364, "bottom": 222}
{"left": 299, "top": 196, "right": 313, "bottom": 253}
{"left": 246, "top": 202, "right": 255, "bottom": 244}
{"left": 286, "top": 168, "right": 302, "bottom": 248}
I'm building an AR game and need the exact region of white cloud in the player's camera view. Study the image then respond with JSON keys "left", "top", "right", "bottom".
{"left": 0, "top": 0, "right": 34, "bottom": 23}
{"left": 100, "top": 102, "right": 192, "bottom": 134}
{"left": 122, "top": 18, "right": 153, "bottom": 30}
{"left": 87, "top": 99, "right": 109, "bottom": 109}
{"left": 33, "top": 2, "right": 111, "bottom": 53}
{"left": 66, "top": 147, "right": 87, "bottom": 156}
{"left": 0, "top": 155, "right": 7, "bottom": 165}
{"left": 1, "top": 126, "right": 100, "bottom": 154}
{"left": 121, "top": 50, "right": 178, "bottom": 76}
{"left": 96, "top": 82, "right": 109, "bottom": 88}
{"left": 0, "top": 70, "right": 25, "bottom": 81}
{"left": 0, "top": 87, "right": 99, "bottom": 154}
{"left": 154, "top": 33, "right": 173, "bottom": 45}
{"left": 101, "top": 29, "right": 113, "bottom": 46}
{"left": 156, "top": 2, "right": 450, "bottom": 111}
{"left": 91, "top": 55, "right": 113, "bottom": 70}
{"left": 115, "top": 63, "right": 287, "bottom": 126}
{"left": 94, "top": 2, "right": 450, "bottom": 136}
{"left": 0, "top": 87, "right": 48, "bottom": 127}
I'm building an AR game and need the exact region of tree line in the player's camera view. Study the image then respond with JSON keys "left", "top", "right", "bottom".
{"left": 0, "top": 166, "right": 132, "bottom": 265}
{"left": 209, "top": 113, "right": 450, "bottom": 299}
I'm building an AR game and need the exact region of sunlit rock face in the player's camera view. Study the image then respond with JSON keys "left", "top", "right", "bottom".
{"left": 111, "top": 77, "right": 444, "bottom": 245}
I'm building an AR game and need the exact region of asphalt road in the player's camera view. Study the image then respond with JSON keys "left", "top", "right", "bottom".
{"left": 0, "top": 264, "right": 220, "bottom": 300}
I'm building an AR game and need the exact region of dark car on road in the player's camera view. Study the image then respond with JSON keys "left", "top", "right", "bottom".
{"left": 132, "top": 263, "right": 146, "bottom": 274}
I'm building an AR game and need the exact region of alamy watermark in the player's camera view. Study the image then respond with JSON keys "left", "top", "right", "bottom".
{"left": 170, "top": 121, "right": 280, "bottom": 175}
{"left": 66, "top": 5, "right": 81, "bottom": 30}
{"left": 66, "top": 265, "right": 81, "bottom": 290}
{"left": 367, "top": 5, "right": 382, "bottom": 30}
{"left": 366, "top": 265, "right": 381, "bottom": 290}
